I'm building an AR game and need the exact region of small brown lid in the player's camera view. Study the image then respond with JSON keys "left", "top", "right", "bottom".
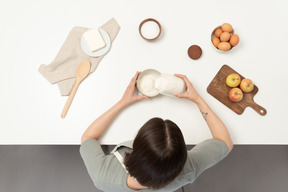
{"left": 188, "top": 45, "right": 202, "bottom": 60}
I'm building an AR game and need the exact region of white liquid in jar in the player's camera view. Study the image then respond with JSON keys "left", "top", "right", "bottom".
{"left": 141, "top": 21, "right": 160, "bottom": 39}
{"left": 155, "top": 74, "right": 186, "bottom": 97}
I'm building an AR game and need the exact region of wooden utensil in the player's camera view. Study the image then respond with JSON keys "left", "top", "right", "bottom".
{"left": 207, "top": 65, "right": 267, "bottom": 116}
{"left": 61, "top": 60, "right": 91, "bottom": 118}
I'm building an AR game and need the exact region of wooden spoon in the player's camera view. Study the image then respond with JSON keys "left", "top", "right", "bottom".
{"left": 61, "top": 60, "right": 91, "bottom": 118}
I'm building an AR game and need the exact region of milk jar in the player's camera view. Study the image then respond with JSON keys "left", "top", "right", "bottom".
{"left": 155, "top": 74, "right": 186, "bottom": 97}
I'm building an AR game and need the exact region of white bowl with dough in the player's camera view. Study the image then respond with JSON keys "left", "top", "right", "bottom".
{"left": 137, "top": 69, "right": 161, "bottom": 97}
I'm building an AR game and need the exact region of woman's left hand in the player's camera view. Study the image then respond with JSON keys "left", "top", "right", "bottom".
{"left": 119, "top": 71, "right": 148, "bottom": 107}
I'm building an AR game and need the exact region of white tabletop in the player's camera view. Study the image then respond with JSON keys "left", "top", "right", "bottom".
{"left": 1, "top": 0, "right": 288, "bottom": 144}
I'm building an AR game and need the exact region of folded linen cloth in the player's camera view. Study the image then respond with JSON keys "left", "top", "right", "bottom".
{"left": 39, "top": 18, "right": 120, "bottom": 96}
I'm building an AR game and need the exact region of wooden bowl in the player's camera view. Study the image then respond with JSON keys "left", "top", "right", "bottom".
{"left": 139, "top": 18, "right": 162, "bottom": 41}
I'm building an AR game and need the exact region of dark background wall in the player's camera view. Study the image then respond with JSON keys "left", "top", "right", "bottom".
{"left": 0, "top": 145, "right": 287, "bottom": 192}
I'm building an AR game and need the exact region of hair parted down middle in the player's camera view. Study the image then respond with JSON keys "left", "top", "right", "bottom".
{"left": 124, "top": 117, "right": 187, "bottom": 189}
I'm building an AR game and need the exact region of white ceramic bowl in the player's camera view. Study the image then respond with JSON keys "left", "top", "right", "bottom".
{"left": 211, "top": 25, "right": 234, "bottom": 52}
{"left": 137, "top": 69, "right": 161, "bottom": 97}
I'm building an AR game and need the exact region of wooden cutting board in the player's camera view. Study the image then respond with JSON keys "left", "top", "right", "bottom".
{"left": 207, "top": 65, "right": 267, "bottom": 116}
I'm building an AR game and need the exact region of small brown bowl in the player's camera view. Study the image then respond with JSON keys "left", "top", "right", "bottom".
{"left": 139, "top": 18, "right": 162, "bottom": 41}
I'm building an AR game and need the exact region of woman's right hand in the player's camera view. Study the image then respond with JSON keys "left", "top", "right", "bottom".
{"left": 174, "top": 74, "right": 202, "bottom": 104}
{"left": 119, "top": 71, "right": 148, "bottom": 108}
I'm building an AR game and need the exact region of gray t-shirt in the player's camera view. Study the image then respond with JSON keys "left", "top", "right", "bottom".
{"left": 80, "top": 138, "right": 229, "bottom": 192}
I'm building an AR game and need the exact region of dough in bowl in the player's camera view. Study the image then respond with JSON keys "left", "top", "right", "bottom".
{"left": 137, "top": 74, "right": 159, "bottom": 97}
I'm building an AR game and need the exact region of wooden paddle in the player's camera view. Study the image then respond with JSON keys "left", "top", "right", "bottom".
{"left": 207, "top": 65, "right": 267, "bottom": 116}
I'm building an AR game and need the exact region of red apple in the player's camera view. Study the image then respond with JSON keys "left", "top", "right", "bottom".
{"left": 229, "top": 88, "right": 243, "bottom": 102}
{"left": 240, "top": 79, "right": 254, "bottom": 93}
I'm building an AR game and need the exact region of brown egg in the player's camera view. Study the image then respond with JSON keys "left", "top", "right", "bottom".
{"left": 218, "top": 42, "right": 231, "bottom": 51}
{"left": 214, "top": 28, "right": 223, "bottom": 38}
{"left": 230, "top": 34, "right": 239, "bottom": 46}
{"left": 220, "top": 32, "right": 231, "bottom": 42}
{"left": 222, "top": 23, "right": 233, "bottom": 32}
{"left": 212, "top": 37, "right": 220, "bottom": 48}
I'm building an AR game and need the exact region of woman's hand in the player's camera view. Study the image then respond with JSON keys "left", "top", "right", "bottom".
{"left": 119, "top": 71, "right": 148, "bottom": 107}
{"left": 174, "top": 74, "right": 202, "bottom": 104}
{"left": 175, "top": 75, "right": 233, "bottom": 152}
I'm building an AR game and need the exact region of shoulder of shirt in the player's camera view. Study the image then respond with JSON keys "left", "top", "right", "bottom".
{"left": 110, "top": 140, "right": 133, "bottom": 154}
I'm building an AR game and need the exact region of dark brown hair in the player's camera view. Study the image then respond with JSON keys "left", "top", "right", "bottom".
{"left": 124, "top": 117, "right": 187, "bottom": 189}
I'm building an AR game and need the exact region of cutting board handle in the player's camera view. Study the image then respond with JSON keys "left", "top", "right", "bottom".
{"left": 249, "top": 102, "right": 267, "bottom": 116}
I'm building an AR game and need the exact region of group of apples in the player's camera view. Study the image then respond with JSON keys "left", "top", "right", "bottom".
{"left": 226, "top": 74, "right": 254, "bottom": 102}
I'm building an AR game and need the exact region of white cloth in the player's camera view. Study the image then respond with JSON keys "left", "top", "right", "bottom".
{"left": 38, "top": 18, "right": 120, "bottom": 96}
